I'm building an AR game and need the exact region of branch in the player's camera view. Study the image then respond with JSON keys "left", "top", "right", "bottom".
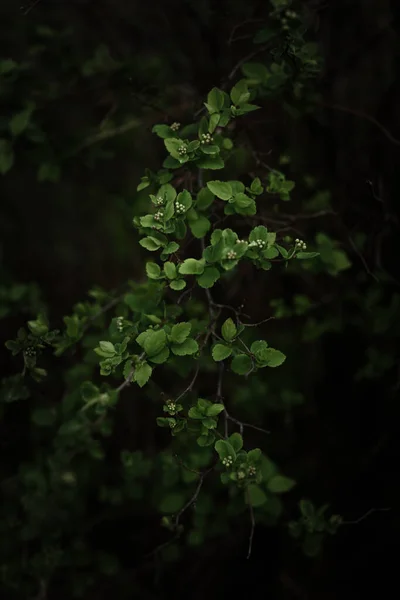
{"left": 174, "top": 467, "right": 213, "bottom": 529}
{"left": 318, "top": 101, "right": 400, "bottom": 146}
{"left": 341, "top": 507, "right": 390, "bottom": 525}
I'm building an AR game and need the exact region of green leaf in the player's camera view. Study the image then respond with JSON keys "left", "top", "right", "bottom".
{"left": 134, "top": 362, "right": 152, "bottom": 387}
{"left": 146, "top": 262, "right": 161, "bottom": 279}
{"left": 149, "top": 347, "right": 170, "bottom": 364}
{"left": 152, "top": 124, "right": 173, "bottom": 139}
{"left": 300, "top": 499, "right": 315, "bottom": 518}
{"left": 260, "top": 455, "right": 277, "bottom": 482}
{"left": 188, "top": 406, "right": 203, "bottom": 419}
{"left": 99, "top": 341, "right": 116, "bottom": 355}
{"left": 171, "top": 339, "right": 198, "bottom": 356}
{"left": 206, "top": 180, "right": 232, "bottom": 200}
{"left": 247, "top": 484, "right": 267, "bottom": 507}
{"left": 221, "top": 318, "right": 237, "bottom": 342}
{"left": 170, "top": 279, "right": 186, "bottom": 291}
{"left": 206, "top": 87, "right": 225, "bottom": 113}
{"left": 197, "top": 267, "right": 220, "bottom": 288}
{"left": 27, "top": 315, "right": 48, "bottom": 337}
{"left": 170, "top": 322, "right": 191, "bottom": 344}
{"left": 164, "top": 138, "right": 183, "bottom": 159}
{"left": 177, "top": 189, "right": 192, "bottom": 210}
{"left": 230, "top": 79, "right": 250, "bottom": 105}
{"left": 196, "top": 188, "right": 215, "bottom": 211}
{"left": 179, "top": 259, "right": 205, "bottom": 276}
{"left": 212, "top": 344, "right": 232, "bottom": 362}
{"left": 10, "top": 106, "right": 33, "bottom": 136}
{"left": 205, "top": 403, "right": 224, "bottom": 417}
{"left": 196, "top": 155, "right": 224, "bottom": 169}
{"left": 249, "top": 225, "right": 269, "bottom": 243}
{"left": 231, "top": 354, "right": 252, "bottom": 375}
{"left": 143, "top": 329, "right": 167, "bottom": 357}
{"left": 247, "top": 448, "right": 261, "bottom": 462}
{"left": 0, "top": 139, "right": 14, "bottom": 175}
{"left": 189, "top": 215, "right": 211, "bottom": 238}
{"left": 140, "top": 237, "right": 162, "bottom": 251}
{"left": 262, "top": 348, "right": 286, "bottom": 368}
{"left": 162, "top": 241, "right": 180, "bottom": 255}
{"left": 200, "top": 144, "right": 219, "bottom": 155}
{"left": 296, "top": 252, "right": 320, "bottom": 259}
{"left": 163, "top": 261, "right": 177, "bottom": 279}
{"left": 250, "top": 340, "right": 269, "bottom": 363}
{"left": 209, "top": 113, "right": 220, "bottom": 133}
{"left": 267, "top": 475, "right": 296, "bottom": 493}
{"left": 214, "top": 440, "right": 236, "bottom": 461}
{"left": 229, "top": 432, "right": 243, "bottom": 452}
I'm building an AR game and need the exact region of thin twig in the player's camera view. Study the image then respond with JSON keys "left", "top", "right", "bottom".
{"left": 242, "top": 316, "right": 275, "bottom": 327}
{"left": 22, "top": 0, "right": 42, "bottom": 16}
{"left": 174, "top": 467, "right": 213, "bottom": 528}
{"left": 341, "top": 507, "right": 390, "bottom": 525}
{"left": 348, "top": 235, "right": 379, "bottom": 282}
{"left": 319, "top": 101, "right": 400, "bottom": 146}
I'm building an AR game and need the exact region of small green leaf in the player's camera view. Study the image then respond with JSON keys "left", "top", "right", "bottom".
{"left": 170, "top": 322, "right": 191, "bottom": 344}
{"left": 140, "top": 237, "right": 162, "bottom": 251}
{"left": 179, "top": 259, "right": 205, "bottom": 276}
{"left": 171, "top": 339, "right": 198, "bottom": 356}
{"left": 143, "top": 329, "right": 167, "bottom": 357}
{"left": 206, "top": 180, "right": 232, "bottom": 200}
{"left": 146, "top": 262, "right": 161, "bottom": 279}
{"left": 196, "top": 188, "right": 215, "bottom": 211}
{"left": 197, "top": 267, "right": 220, "bottom": 289}
{"left": 37, "top": 163, "right": 61, "bottom": 183}
{"left": 152, "top": 124, "right": 173, "bottom": 139}
{"left": 247, "top": 484, "right": 267, "bottom": 507}
{"left": 231, "top": 354, "right": 252, "bottom": 375}
{"left": 163, "top": 241, "right": 180, "bottom": 255}
{"left": 300, "top": 499, "right": 315, "bottom": 518}
{"left": 188, "top": 406, "right": 203, "bottom": 419}
{"left": 296, "top": 252, "right": 320, "bottom": 259}
{"left": 99, "top": 341, "right": 116, "bottom": 355}
{"left": 149, "top": 347, "right": 170, "bottom": 364}
{"left": 212, "top": 344, "right": 232, "bottom": 362}
{"left": 164, "top": 262, "right": 177, "bottom": 279}
{"left": 250, "top": 340, "right": 269, "bottom": 363}
{"left": 196, "top": 155, "right": 224, "bottom": 169}
{"left": 170, "top": 279, "right": 186, "bottom": 291}
{"left": 134, "top": 362, "right": 152, "bottom": 387}
{"left": 206, "top": 87, "right": 225, "bottom": 113}
{"left": 214, "top": 440, "right": 236, "bottom": 461}
{"left": 263, "top": 348, "right": 286, "bottom": 368}
{"left": 267, "top": 475, "right": 296, "bottom": 493}
{"left": 229, "top": 432, "right": 243, "bottom": 452}
{"left": 189, "top": 215, "right": 211, "bottom": 238}
{"left": 247, "top": 448, "right": 261, "bottom": 462}
{"left": 10, "top": 106, "right": 33, "bottom": 137}
{"left": 230, "top": 79, "right": 250, "bottom": 105}
{"left": 205, "top": 403, "right": 224, "bottom": 417}
{"left": 221, "top": 318, "right": 237, "bottom": 342}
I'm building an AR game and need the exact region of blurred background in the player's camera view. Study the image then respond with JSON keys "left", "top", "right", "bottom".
{"left": 1, "top": 1, "right": 400, "bottom": 599}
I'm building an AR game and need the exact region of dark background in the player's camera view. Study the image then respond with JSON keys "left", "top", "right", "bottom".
{"left": 1, "top": 1, "right": 400, "bottom": 598}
